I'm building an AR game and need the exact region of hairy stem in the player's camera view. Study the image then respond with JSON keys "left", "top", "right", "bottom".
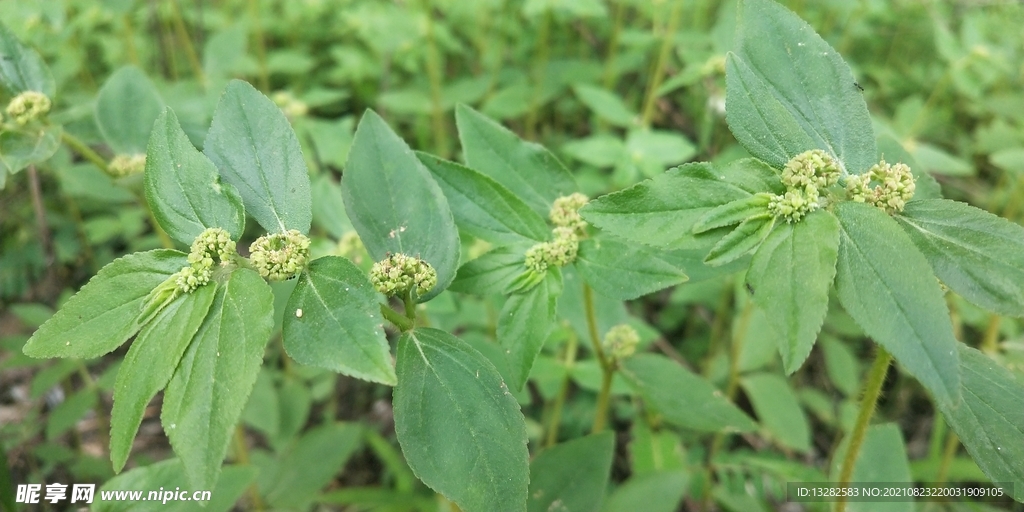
{"left": 61, "top": 132, "right": 110, "bottom": 175}
{"left": 640, "top": 0, "right": 683, "bottom": 128}
{"left": 545, "top": 331, "right": 578, "bottom": 447}
{"left": 836, "top": 346, "right": 891, "bottom": 512}
{"left": 233, "top": 427, "right": 264, "bottom": 511}
{"left": 381, "top": 303, "right": 414, "bottom": 332}
{"left": 583, "top": 283, "right": 613, "bottom": 433}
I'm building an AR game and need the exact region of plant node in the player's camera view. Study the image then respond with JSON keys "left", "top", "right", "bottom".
{"left": 369, "top": 253, "right": 437, "bottom": 298}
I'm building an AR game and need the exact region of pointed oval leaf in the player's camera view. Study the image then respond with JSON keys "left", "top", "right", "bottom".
{"left": 834, "top": 202, "right": 960, "bottom": 406}
{"left": 204, "top": 80, "right": 312, "bottom": 234}
{"left": 703, "top": 215, "right": 774, "bottom": 267}
{"left": 449, "top": 244, "right": 531, "bottom": 296}
{"left": 619, "top": 354, "right": 757, "bottom": 433}
{"left": 938, "top": 345, "right": 1024, "bottom": 502}
{"left": 145, "top": 109, "right": 245, "bottom": 245}
{"left": 23, "top": 250, "right": 186, "bottom": 359}
{"left": 580, "top": 162, "right": 753, "bottom": 249}
{"left": 417, "top": 151, "right": 550, "bottom": 245}
{"left": 693, "top": 193, "right": 772, "bottom": 234}
{"left": 161, "top": 268, "right": 274, "bottom": 491}
{"left": 575, "top": 237, "right": 689, "bottom": 300}
{"left": 746, "top": 210, "right": 839, "bottom": 373}
{"left": 94, "top": 459, "right": 257, "bottom": 512}
{"left": 0, "top": 124, "right": 62, "bottom": 175}
{"left": 341, "top": 110, "right": 460, "bottom": 302}
{"left": 740, "top": 373, "right": 811, "bottom": 452}
{"left": 95, "top": 66, "right": 165, "bottom": 155}
{"left": 455, "top": 104, "right": 577, "bottom": 217}
{"left": 0, "top": 22, "right": 55, "bottom": 96}
{"left": 283, "top": 256, "right": 397, "bottom": 385}
{"left": 895, "top": 199, "right": 1024, "bottom": 317}
{"left": 394, "top": 328, "right": 529, "bottom": 512}
{"left": 726, "top": 0, "right": 875, "bottom": 174}
{"left": 573, "top": 83, "right": 638, "bottom": 127}
{"left": 111, "top": 284, "right": 218, "bottom": 471}
{"left": 527, "top": 431, "right": 615, "bottom": 512}
{"left": 498, "top": 269, "right": 561, "bottom": 390}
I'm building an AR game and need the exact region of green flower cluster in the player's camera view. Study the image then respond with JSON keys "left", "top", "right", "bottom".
{"left": 549, "top": 192, "right": 589, "bottom": 235}
{"left": 175, "top": 228, "right": 236, "bottom": 293}
{"left": 337, "top": 231, "right": 368, "bottom": 266}
{"left": 109, "top": 154, "right": 147, "bottom": 177}
{"left": 272, "top": 90, "right": 308, "bottom": 119}
{"left": 369, "top": 253, "right": 437, "bottom": 298}
{"left": 845, "top": 160, "right": 916, "bottom": 213}
{"left": 6, "top": 91, "right": 51, "bottom": 125}
{"left": 524, "top": 227, "right": 579, "bottom": 273}
{"left": 768, "top": 149, "right": 841, "bottom": 223}
{"left": 603, "top": 324, "right": 640, "bottom": 361}
{"left": 249, "top": 229, "right": 310, "bottom": 281}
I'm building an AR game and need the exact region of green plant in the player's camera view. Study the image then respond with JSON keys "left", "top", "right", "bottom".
{"left": 4, "top": 1, "right": 1024, "bottom": 511}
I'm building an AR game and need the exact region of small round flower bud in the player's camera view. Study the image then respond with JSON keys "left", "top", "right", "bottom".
{"left": 191, "top": 227, "right": 236, "bottom": 265}
{"left": 768, "top": 189, "right": 819, "bottom": 223}
{"left": 249, "top": 229, "right": 311, "bottom": 281}
{"left": 782, "top": 149, "right": 841, "bottom": 193}
{"left": 603, "top": 324, "right": 640, "bottom": 361}
{"left": 845, "top": 160, "right": 916, "bottom": 214}
{"left": 272, "top": 90, "right": 308, "bottom": 119}
{"left": 175, "top": 264, "right": 210, "bottom": 293}
{"left": 109, "top": 154, "right": 147, "bottom": 177}
{"left": 369, "top": 253, "right": 437, "bottom": 298}
{"left": 549, "top": 193, "right": 590, "bottom": 235}
{"left": 5, "top": 91, "right": 51, "bottom": 125}
{"left": 523, "top": 227, "right": 580, "bottom": 273}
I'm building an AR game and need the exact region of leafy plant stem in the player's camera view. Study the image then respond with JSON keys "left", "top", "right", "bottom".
{"left": 27, "top": 166, "right": 55, "bottom": 278}
{"left": 61, "top": 132, "right": 110, "bottom": 175}
{"left": 247, "top": 0, "right": 270, "bottom": 91}
{"left": 640, "top": 0, "right": 683, "bottom": 128}
{"left": 381, "top": 303, "right": 414, "bottom": 332}
{"left": 981, "top": 314, "right": 1001, "bottom": 354}
{"left": 420, "top": 0, "right": 449, "bottom": 157}
{"left": 168, "top": 0, "right": 207, "bottom": 88}
{"left": 836, "top": 346, "right": 892, "bottom": 512}
{"left": 936, "top": 428, "right": 960, "bottom": 484}
{"left": 120, "top": 13, "right": 140, "bottom": 66}
{"left": 583, "top": 283, "right": 613, "bottom": 433}
{"left": 544, "top": 331, "right": 578, "bottom": 447}
{"left": 232, "top": 427, "right": 264, "bottom": 511}
{"left": 75, "top": 361, "right": 109, "bottom": 450}
{"left": 525, "top": 10, "right": 552, "bottom": 141}
{"left": 601, "top": 1, "right": 626, "bottom": 89}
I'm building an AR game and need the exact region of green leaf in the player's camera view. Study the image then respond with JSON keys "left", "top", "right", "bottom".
{"left": 342, "top": 110, "right": 460, "bottom": 302}
{"left": 820, "top": 336, "right": 860, "bottom": 397}
{"left": 94, "top": 459, "right": 257, "bottom": 512}
{"left": 746, "top": 210, "right": 839, "bottom": 373}
{"left": 283, "top": 256, "right": 397, "bottom": 385}
{"left": 740, "top": 373, "right": 811, "bottom": 452}
{"left": 144, "top": 108, "right": 245, "bottom": 245}
{"left": 0, "top": 124, "right": 62, "bottom": 175}
{"left": 718, "top": 158, "right": 786, "bottom": 196}
{"left": 260, "top": 423, "right": 363, "bottom": 509}
{"left": 573, "top": 83, "right": 637, "bottom": 127}
{"left": 603, "top": 471, "right": 689, "bottom": 512}
{"left": 310, "top": 173, "right": 353, "bottom": 239}
{"left": 619, "top": 354, "right": 757, "bottom": 433}
{"left": 938, "top": 345, "right": 1024, "bottom": 502}
{"left": 0, "top": 21, "right": 55, "bottom": 96}
{"left": 834, "top": 202, "right": 960, "bottom": 406}
{"left": 110, "top": 284, "right": 217, "bottom": 472}
{"left": 417, "top": 151, "right": 550, "bottom": 245}
{"left": 161, "top": 269, "right": 273, "bottom": 491}
{"left": 47, "top": 389, "right": 98, "bottom": 440}
{"left": 580, "top": 162, "right": 753, "bottom": 249}
{"left": 95, "top": 66, "right": 164, "bottom": 155}
{"left": 499, "top": 270, "right": 561, "bottom": 390}
{"left": 394, "top": 328, "right": 529, "bottom": 512}
{"left": 575, "top": 236, "right": 688, "bottom": 300}
{"left": 449, "top": 245, "right": 531, "bottom": 295}
{"left": 204, "top": 80, "right": 312, "bottom": 234}
{"left": 895, "top": 199, "right": 1024, "bottom": 317}
{"left": 703, "top": 215, "right": 775, "bottom": 267}
{"left": 527, "top": 431, "right": 614, "bottom": 512}
{"left": 23, "top": 250, "right": 186, "bottom": 359}
{"left": 625, "top": 129, "right": 697, "bottom": 176}
{"left": 726, "top": 0, "right": 875, "bottom": 174}
{"left": 693, "top": 194, "right": 771, "bottom": 234}
{"left": 830, "top": 424, "right": 913, "bottom": 512}
{"left": 455, "top": 104, "right": 577, "bottom": 217}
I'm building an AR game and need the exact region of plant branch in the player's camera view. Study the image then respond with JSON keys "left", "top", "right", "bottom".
{"left": 583, "top": 283, "right": 613, "bottom": 433}
{"left": 836, "top": 346, "right": 891, "bottom": 512}
{"left": 545, "top": 331, "right": 578, "bottom": 447}
{"left": 61, "top": 132, "right": 110, "bottom": 175}
{"left": 381, "top": 303, "right": 414, "bottom": 332}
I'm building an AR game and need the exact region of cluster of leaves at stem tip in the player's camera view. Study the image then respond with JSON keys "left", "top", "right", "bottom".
{"left": 7, "top": 0, "right": 1024, "bottom": 510}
